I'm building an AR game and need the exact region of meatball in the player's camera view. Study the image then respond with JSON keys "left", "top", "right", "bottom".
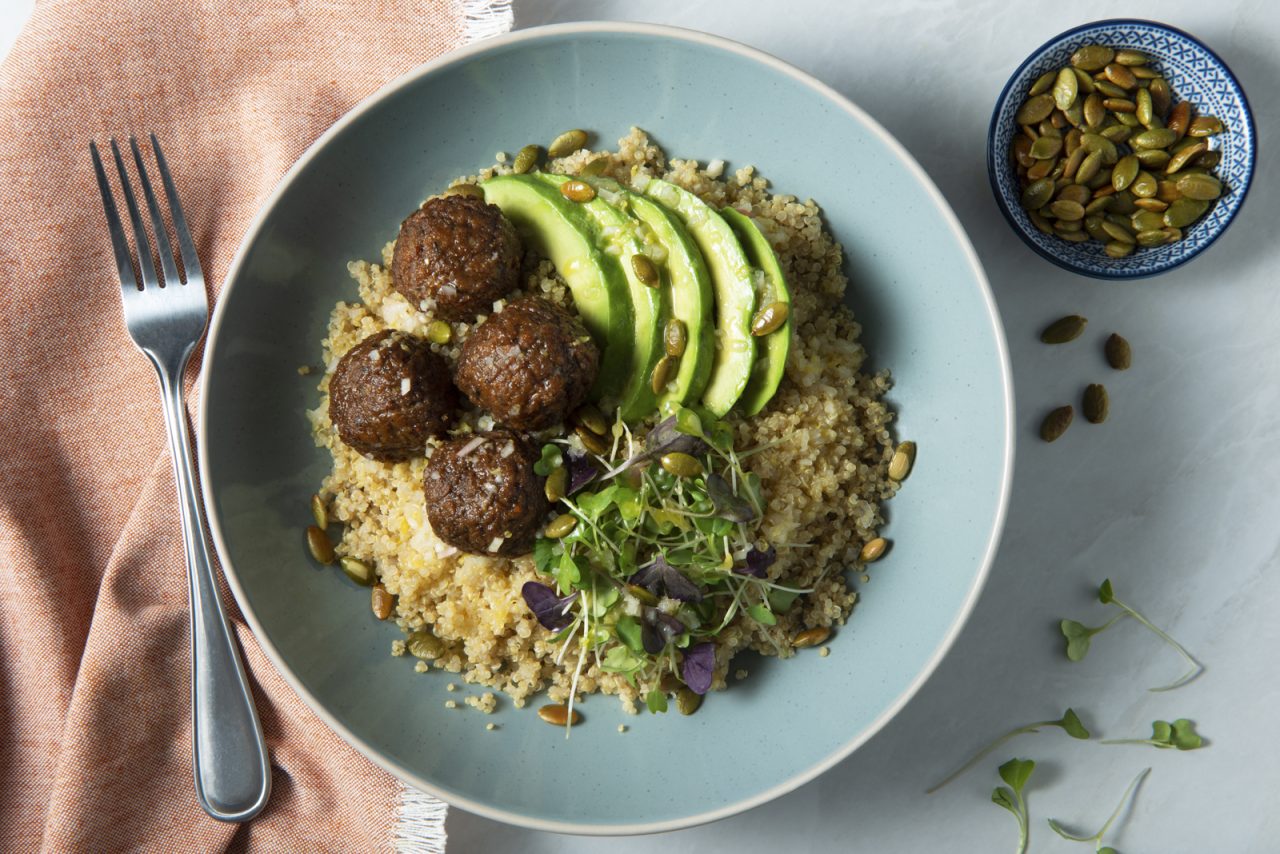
{"left": 328, "top": 330, "right": 459, "bottom": 461}
{"left": 391, "top": 194, "right": 522, "bottom": 321}
{"left": 454, "top": 297, "right": 600, "bottom": 431}
{"left": 423, "top": 429, "right": 547, "bottom": 556}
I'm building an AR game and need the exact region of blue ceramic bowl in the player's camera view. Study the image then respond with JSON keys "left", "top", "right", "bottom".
{"left": 989, "top": 19, "right": 1256, "bottom": 279}
{"left": 199, "top": 22, "right": 1012, "bottom": 833}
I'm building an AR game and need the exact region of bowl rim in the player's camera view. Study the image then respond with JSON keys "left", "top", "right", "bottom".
{"left": 197, "top": 20, "right": 1015, "bottom": 835}
{"left": 986, "top": 17, "right": 1257, "bottom": 280}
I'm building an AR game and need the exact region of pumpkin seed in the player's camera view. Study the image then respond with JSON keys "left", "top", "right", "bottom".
{"left": 1071, "top": 150, "right": 1100, "bottom": 184}
{"left": 1149, "top": 77, "right": 1172, "bottom": 115}
{"left": 1167, "top": 101, "right": 1191, "bottom": 140}
{"left": 1111, "top": 155, "right": 1140, "bottom": 191}
{"left": 513, "top": 144, "right": 540, "bottom": 174}
{"left": 427, "top": 320, "right": 453, "bottom": 344}
{"left": 1016, "top": 93, "right": 1056, "bottom": 125}
{"left": 547, "top": 129, "right": 589, "bottom": 158}
{"left": 1105, "top": 333, "right": 1132, "bottom": 370}
{"left": 1048, "top": 199, "right": 1085, "bottom": 221}
{"left": 408, "top": 630, "right": 444, "bottom": 660}
{"left": 663, "top": 318, "right": 688, "bottom": 358}
{"left": 1130, "top": 170, "right": 1158, "bottom": 198}
{"left": 574, "top": 403, "right": 608, "bottom": 436}
{"left": 1083, "top": 384, "right": 1109, "bottom": 424}
{"left": 860, "top": 537, "right": 889, "bottom": 563}
{"left": 1162, "top": 226, "right": 1183, "bottom": 242}
{"left": 1135, "top": 229, "right": 1171, "bottom": 247}
{"left": 1085, "top": 215, "right": 1110, "bottom": 241}
{"left": 307, "top": 525, "right": 335, "bottom": 565}
{"left": 1134, "top": 148, "right": 1170, "bottom": 169}
{"left": 545, "top": 513, "right": 578, "bottom": 538}
{"left": 1027, "top": 157, "right": 1056, "bottom": 181}
{"left": 1029, "top": 70, "right": 1056, "bottom": 96}
{"left": 576, "top": 424, "right": 609, "bottom": 455}
{"left": 675, "top": 688, "right": 704, "bottom": 715}
{"left": 1084, "top": 196, "right": 1112, "bottom": 216}
{"left": 1082, "top": 93, "right": 1106, "bottom": 128}
{"left": 1040, "top": 118, "right": 1062, "bottom": 138}
{"left": 1064, "top": 102, "right": 1085, "bottom": 128}
{"left": 577, "top": 157, "right": 608, "bottom": 177}
{"left": 1187, "top": 116, "right": 1224, "bottom": 137}
{"left": 1021, "top": 177, "right": 1055, "bottom": 210}
{"left": 650, "top": 353, "right": 677, "bottom": 394}
{"left": 1133, "top": 198, "right": 1168, "bottom": 213}
{"left": 340, "top": 556, "right": 375, "bottom": 586}
{"left": 545, "top": 465, "right": 568, "bottom": 504}
{"left": 310, "top": 493, "right": 328, "bottom": 529}
{"left": 1116, "top": 111, "right": 1141, "bottom": 128}
{"left": 1040, "top": 314, "right": 1087, "bottom": 344}
{"left": 888, "top": 441, "right": 916, "bottom": 481}
{"left": 1064, "top": 128, "right": 1084, "bottom": 154}
{"left": 1104, "top": 241, "right": 1134, "bottom": 258}
{"left": 1071, "top": 67, "right": 1097, "bottom": 94}
{"left": 1029, "top": 210, "right": 1055, "bottom": 235}
{"left": 1196, "top": 150, "right": 1222, "bottom": 169}
{"left": 1100, "top": 124, "right": 1132, "bottom": 143}
{"left": 1176, "top": 172, "right": 1222, "bottom": 200}
{"left": 1071, "top": 45, "right": 1114, "bottom": 71}
{"left": 1057, "top": 184, "right": 1092, "bottom": 206}
{"left": 1102, "top": 221, "right": 1136, "bottom": 244}
{"left": 1102, "top": 97, "right": 1136, "bottom": 114}
{"left": 631, "top": 253, "right": 659, "bottom": 286}
{"left": 1131, "top": 128, "right": 1177, "bottom": 150}
{"left": 560, "top": 179, "right": 596, "bottom": 203}
{"left": 793, "top": 627, "right": 832, "bottom": 648}
{"left": 1053, "top": 67, "right": 1079, "bottom": 111}
{"left": 1131, "top": 210, "right": 1166, "bottom": 232}
{"left": 1021, "top": 123, "right": 1039, "bottom": 141}
{"left": 661, "top": 452, "right": 703, "bottom": 478}
{"left": 1040, "top": 406, "right": 1074, "bottom": 442}
{"left": 751, "top": 301, "right": 790, "bottom": 336}
{"left": 1080, "top": 133, "right": 1118, "bottom": 164}
{"left": 1164, "top": 197, "right": 1210, "bottom": 228}
{"left": 1115, "top": 49, "right": 1148, "bottom": 66}
{"left": 1030, "top": 136, "right": 1063, "bottom": 160}
{"left": 1156, "top": 180, "right": 1183, "bottom": 203}
{"left": 1110, "top": 190, "right": 1136, "bottom": 215}
{"left": 443, "top": 183, "right": 485, "bottom": 199}
{"left": 1135, "top": 87, "right": 1154, "bottom": 127}
{"left": 1094, "top": 80, "right": 1129, "bottom": 99}
{"left": 1058, "top": 229, "right": 1089, "bottom": 243}
{"left": 1131, "top": 65, "right": 1160, "bottom": 79}
{"left": 1104, "top": 63, "right": 1138, "bottom": 90}
{"left": 627, "top": 583, "right": 659, "bottom": 606}
{"left": 538, "top": 704, "right": 581, "bottom": 727}
{"left": 1062, "top": 146, "right": 1087, "bottom": 180}
{"left": 371, "top": 584, "right": 394, "bottom": 620}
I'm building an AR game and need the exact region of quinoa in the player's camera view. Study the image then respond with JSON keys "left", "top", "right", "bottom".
{"left": 309, "top": 128, "right": 897, "bottom": 712}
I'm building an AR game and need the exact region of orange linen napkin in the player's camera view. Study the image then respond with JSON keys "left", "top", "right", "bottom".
{"left": 0, "top": 1, "right": 512, "bottom": 850}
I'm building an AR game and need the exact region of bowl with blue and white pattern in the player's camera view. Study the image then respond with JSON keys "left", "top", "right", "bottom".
{"left": 988, "top": 19, "right": 1255, "bottom": 279}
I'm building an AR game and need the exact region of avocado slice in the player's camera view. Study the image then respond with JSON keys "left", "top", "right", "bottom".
{"left": 481, "top": 175, "right": 632, "bottom": 400}
{"left": 721, "top": 207, "right": 792, "bottom": 415}
{"left": 644, "top": 179, "right": 756, "bottom": 417}
{"left": 533, "top": 173, "right": 666, "bottom": 421}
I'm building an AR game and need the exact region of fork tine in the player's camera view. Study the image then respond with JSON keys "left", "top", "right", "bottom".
{"left": 90, "top": 141, "right": 140, "bottom": 292}
{"left": 150, "top": 134, "right": 204, "bottom": 283}
{"left": 129, "top": 136, "right": 182, "bottom": 287}
{"left": 110, "top": 138, "right": 161, "bottom": 290}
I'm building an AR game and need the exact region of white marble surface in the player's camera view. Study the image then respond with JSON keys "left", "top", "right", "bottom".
{"left": 445, "top": 1, "right": 1280, "bottom": 851}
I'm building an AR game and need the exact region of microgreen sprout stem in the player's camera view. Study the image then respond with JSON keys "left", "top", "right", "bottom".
{"left": 1100, "top": 718, "right": 1204, "bottom": 750}
{"left": 1060, "top": 579, "right": 1204, "bottom": 691}
{"left": 1049, "top": 767, "right": 1150, "bottom": 852}
{"left": 927, "top": 709, "right": 1089, "bottom": 794}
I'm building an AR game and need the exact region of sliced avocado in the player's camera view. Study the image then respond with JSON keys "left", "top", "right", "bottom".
{"left": 481, "top": 175, "right": 632, "bottom": 400}
{"left": 643, "top": 179, "right": 756, "bottom": 417}
{"left": 533, "top": 173, "right": 665, "bottom": 421}
{"left": 721, "top": 207, "right": 792, "bottom": 416}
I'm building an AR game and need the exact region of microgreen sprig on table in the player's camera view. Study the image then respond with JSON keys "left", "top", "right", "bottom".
{"left": 1060, "top": 579, "right": 1204, "bottom": 691}
{"left": 1101, "top": 718, "right": 1204, "bottom": 750}
{"left": 991, "top": 758, "right": 1037, "bottom": 854}
{"left": 927, "top": 708, "right": 1089, "bottom": 793}
{"left": 1049, "top": 767, "right": 1150, "bottom": 854}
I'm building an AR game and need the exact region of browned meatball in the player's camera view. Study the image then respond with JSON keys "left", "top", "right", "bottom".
{"left": 423, "top": 429, "right": 547, "bottom": 556}
{"left": 328, "top": 330, "right": 459, "bottom": 461}
{"left": 391, "top": 194, "right": 522, "bottom": 321}
{"left": 454, "top": 297, "right": 599, "bottom": 431}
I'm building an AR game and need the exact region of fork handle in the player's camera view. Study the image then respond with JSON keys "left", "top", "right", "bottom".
{"left": 155, "top": 354, "right": 271, "bottom": 822}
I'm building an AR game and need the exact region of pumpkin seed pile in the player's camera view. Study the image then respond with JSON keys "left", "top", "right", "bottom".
{"left": 1012, "top": 45, "right": 1228, "bottom": 257}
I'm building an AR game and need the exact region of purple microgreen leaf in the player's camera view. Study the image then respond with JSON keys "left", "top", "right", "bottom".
{"left": 705, "top": 473, "right": 757, "bottom": 523}
{"left": 629, "top": 553, "right": 704, "bottom": 603}
{"left": 521, "top": 581, "right": 578, "bottom": 630}
{"left": 564, "top": 449, "right": 599, "bottom": 495}
{"left": 681, "top": 642, "right": 716, "bottom": 695}
{"left": 654, "top": 611, "right": 684, "bottom": 642}
{"left": 641, "top": 621, "right": 665, "bottom": 655}
{"left": 736, "top": 544, "right": 777, "bottom": 578}
{"left": 644, "top": 415, "right": 708, "bottom": 458}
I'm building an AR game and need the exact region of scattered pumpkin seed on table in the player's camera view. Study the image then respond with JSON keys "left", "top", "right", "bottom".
{"left": 1083, "top": 384, "right": 1110, "bottom": 424}
{"left": 1040, "top": 406, "right": 1074, "bottom": 443}
{"left": 1105, "top": 333, "right": 1132, "bottom": 369}
{"left": 1010, "top": 44, "right": 1229, "bottom": 257}
{"left": 1041, "top": 314, "right": 1088, "bottom": 344}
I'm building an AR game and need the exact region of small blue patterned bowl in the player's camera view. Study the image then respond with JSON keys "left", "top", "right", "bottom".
{"left": 989, "top": 19, "right": 1255, "bottom": 279}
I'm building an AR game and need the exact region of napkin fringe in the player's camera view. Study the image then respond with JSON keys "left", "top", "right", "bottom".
{"left": 461, "top": 0, "right": 514, "bottom": 43}
{"left": 393, "top": 785, "right": 450, "bottom": 853}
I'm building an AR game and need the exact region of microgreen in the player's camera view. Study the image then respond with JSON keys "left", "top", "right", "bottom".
{"left": 1101, "top": 718, "right": 1204, "bottom": 750}
{"left": 533, "top": 443, "right": 562, "bottom": 476}
{"left": 927, "top": 709, "right": 1090, "bottom": 793}
{"left": 991, "top": 758, "right": 1036, "bottom": 854}
{"left": 520, "top": 582, "right": 578, "bottom": 630}
{"left": 645, "top": 688, "right": 668, "bottom": 714}
{"left": 1061, "top": 579, "right": 1204, "bottom": 691}
{"left": 1049, "top": 767, "right": 1150, "bottom": 853}
{"left": 681, "top": 642, "right": 715, "bottom": 695}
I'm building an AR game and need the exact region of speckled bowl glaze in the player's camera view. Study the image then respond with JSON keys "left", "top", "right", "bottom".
{"left": 199, "top": 22, "right": 1012, "bottom": 834}
{"left": 989, "top": 19, "right": 1256, "bottom": 279}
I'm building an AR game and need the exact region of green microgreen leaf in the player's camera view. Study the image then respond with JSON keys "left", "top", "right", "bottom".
{"left": 927, "top": 710, "right": 1090, "bottom": 794}
{"left": 747, "top": 602, "right": 776, "bottom": 626}
{"left": 615, "top": 615, "right": 644, "bottom": 653}
{"left": 534, "top": 443, "right": 561, "bottom": 476}
{"left": 533, "top": 538, "right": 556, "bottom": 574}
{"left": 767, "top": 588, "right": 801, "bottom": 613}
{"left": 645, "top": 688, "right": 668, "bottom": 714}
{"left": 999, "top": 758, "right": 1036, "bottom": 792}
{"left": 1098, "top": 578, "right": 1115, "bottom": 604}
{"left": 1048, "top": 767, "right": 1150, "bottom": 852}
{"left": 991, "top": 758, "right": 1035, "bottom": 854}
{"left": 1101, "top": 718, "right": 1204, "bottom": 750}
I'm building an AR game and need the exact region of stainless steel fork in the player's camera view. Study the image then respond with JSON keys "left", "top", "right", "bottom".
{"left": 91, "top": 136, "right": 271, "bottom": 822}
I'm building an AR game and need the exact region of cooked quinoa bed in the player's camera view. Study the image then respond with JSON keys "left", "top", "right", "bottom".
{"left": 309, "top": 129, "right": 898, "bottom": 714}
